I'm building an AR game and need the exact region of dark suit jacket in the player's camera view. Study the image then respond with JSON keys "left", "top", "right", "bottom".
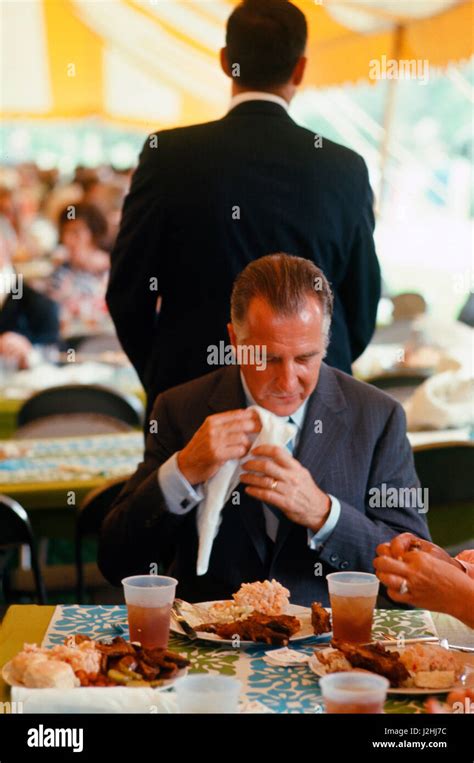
{"left": 107, "top": 101, "right": 381, "bottom": 405}
{"left": 98, "top": 363, "right": 430, "bottom": 607}
{"left": 0, "top": 284, "right": 59, "bottom": 345}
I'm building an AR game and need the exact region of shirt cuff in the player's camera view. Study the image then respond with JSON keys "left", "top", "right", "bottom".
{"left": 157, "top": 452, "right": 204, "bottom": 514}
{"left": 307, "top": 495, "right": 341, "bottom": 551}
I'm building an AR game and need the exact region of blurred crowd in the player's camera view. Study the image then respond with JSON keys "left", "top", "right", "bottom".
{"left": 0, "top": 163, "right": 133, "bottom": 369}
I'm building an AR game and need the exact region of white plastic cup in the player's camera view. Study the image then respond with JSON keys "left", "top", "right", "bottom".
{"left": 327, "top": 572, "right": 380, "bottom": 643}
{"left": 320, "top": 672, "right": 389, "bottom": 714}
{"left": 121, "top": 575, "right": 177, "bottom": 606}
{"left": 175, "top": 675, "right": 242, "bottom": 714}
{"left": 121, "top": 575, "right": 177, "bottom": 648}
{"left": 327, "top": 572, "right": 380, "bottom": 598}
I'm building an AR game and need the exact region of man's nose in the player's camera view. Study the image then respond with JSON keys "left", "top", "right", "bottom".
{"left": 276, "top": 363, "right": 297, "bottom": 392}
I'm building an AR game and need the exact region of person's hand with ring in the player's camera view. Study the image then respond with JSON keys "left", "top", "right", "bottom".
{"left": 240, "top": 444, "right": 331, "bottom": 532}
{"left": 373, "top": 549, "right": 474, "bottom": 625}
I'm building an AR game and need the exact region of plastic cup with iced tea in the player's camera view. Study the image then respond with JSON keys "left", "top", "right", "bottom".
{"left": 122, "top": 575, "right": 177, "bottom": 649}
{"left": 320, "top": 672, "right": 389, "bottom": 713}
{"left": 327, "top": 571, "right": 380, "bottom": 643}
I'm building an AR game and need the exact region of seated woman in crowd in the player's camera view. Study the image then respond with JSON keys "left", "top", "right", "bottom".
{"left": 47, "top": 203, "right": 111, "bottom": 334}
{"left": 0, "top": 228, "right": 60, "bottom": 369}
{"left": 374, "top": 532, "right": 474, "bottom": 628}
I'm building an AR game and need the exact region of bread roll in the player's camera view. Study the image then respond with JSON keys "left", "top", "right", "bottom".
{"left": 23, "top": 658, "right": 79, "bottom": 688}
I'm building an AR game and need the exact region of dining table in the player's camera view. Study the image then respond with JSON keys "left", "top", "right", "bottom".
{"left": 0, "top": 431, "right": 143, "bottom": 538}
{"left": 0, "top": 603, "right": 472, "bottom": 713}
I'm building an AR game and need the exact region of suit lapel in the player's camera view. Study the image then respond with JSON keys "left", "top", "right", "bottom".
{"left": 273, "top": 364, "right": 350, "bottom": 559}
{"left": 207, "top": 365, "right": 246, "bottom": 413}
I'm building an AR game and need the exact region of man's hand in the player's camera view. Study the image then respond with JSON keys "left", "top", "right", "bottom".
{"left": 240, "top": 444, "right": 331, "bottom": 533}
{"left": 376, "top": 533, "right": 463, "bottom": 571}
{"left": 177, "top": 408, "right": 261, "bottom": 486}
{"left": 0, "top": 331, "right": 33, "bottom": 369}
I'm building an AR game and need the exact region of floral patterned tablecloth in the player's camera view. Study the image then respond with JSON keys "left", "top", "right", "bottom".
{"left": 0, "top": 432, "right": 142, "bottom": 483}
{"left": 43, "top": 605, "right": 440, "bottom": 714}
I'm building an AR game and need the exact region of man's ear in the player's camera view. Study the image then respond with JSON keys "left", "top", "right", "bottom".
{"left": 293, "top": 56, "right": 307, "bottom": 86}
{"left": 227, "top": 322, "right": 237, "bottom": 348}
{"left": 220, "top": 47, "right": 232, "bottom": 78}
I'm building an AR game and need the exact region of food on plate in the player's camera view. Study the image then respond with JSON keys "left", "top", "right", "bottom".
{"left": 200, "top": 580, "right": 291, "bottom": 625}
{"left": 196, "top": 611, "right": 301, "bottom": 646}
{"left": 85, "top": 636, "right": 189, "bottom": 686}
{"left": 23, "top": 659, "right": 79, "bottom": 689}
{"left": 413, "top": 671, "right": 454, "bottom": 690}
{"left": 231, "top": 579, "right": 290, "bottom": 615}
{"left": 332, "top": 640, "right": 411, "bottom": 687}
{"left": 399, "top": 643, "right": 459, "bottom": 689}
{"left": 9, "top": 640, "right": 100, "bottom": 687}
{"left": 205, "top": 601, "right": 254, "bottom": 623}
{"left": 398, "top": 642, "right": 457, "bottom": 674}
{"left": 6, "top": 636, "right": 190, "bottom": 688}
{"left": 311, "top": 640, "right": 464, "bottom": 690}
{"left": 311, "top": 602, "right": 331, "bottom": 635}
{"left": 313, "top": 647, "right": 352, "bottom": 673}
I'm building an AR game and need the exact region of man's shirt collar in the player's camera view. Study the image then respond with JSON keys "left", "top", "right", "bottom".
{"left": 228, "top": 91, "right": 289, "bottom": 113}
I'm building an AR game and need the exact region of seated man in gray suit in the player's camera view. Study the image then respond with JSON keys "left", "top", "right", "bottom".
{"left": 99, "top": 254, "right": 430, "bottom": 606}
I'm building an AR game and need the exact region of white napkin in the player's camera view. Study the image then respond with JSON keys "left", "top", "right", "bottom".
{"left": 263, "top": 647, "right": 310, "bottom": 667}
{"left": 404, "top": 371, "right": 474, "bottom": 430}
{"left": 11, "top": 687, "right": 274, "bottom": 714}
{"left": 11, "top": 686, "right": 177, "bottom": 714}
{"left": 196, "top": 405, "right": 297, "bottom": 576}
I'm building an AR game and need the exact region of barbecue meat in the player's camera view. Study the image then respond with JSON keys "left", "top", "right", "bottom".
{"left": 95, "top": 637, "right": 136, "bottom": 658}
{"left": 332, "top": 639, "right": 411, "bottom": 687}
{"left": 196, "top": 611, "right": 301, "bottom": 646}
{"left": 311, "top": 602, "right": 331, "bottom": 635}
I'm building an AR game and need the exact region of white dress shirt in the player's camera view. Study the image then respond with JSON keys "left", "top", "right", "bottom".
{"left": 228, "top": 91, "right": 289, "bottom": 113}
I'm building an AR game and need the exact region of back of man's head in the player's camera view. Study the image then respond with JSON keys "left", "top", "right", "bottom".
{"left": 226, "top": 0, "right": 308, "bottom": 90}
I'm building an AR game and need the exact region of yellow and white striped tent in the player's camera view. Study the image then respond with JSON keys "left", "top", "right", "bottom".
{"left": 1, "top": 0, "right": 472, "bottom": 131}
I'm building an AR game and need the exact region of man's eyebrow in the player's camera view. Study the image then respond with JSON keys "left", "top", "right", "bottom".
{"left": 266, "top": 350, "right": 321, "bottom": 360}
{"left": 296, "top": 351, "right": 320, "bottom": 359}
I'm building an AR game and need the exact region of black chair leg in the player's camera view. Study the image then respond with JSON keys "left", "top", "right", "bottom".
{"left": 75, "top": 537, "right": 85, "bottom": 605}
{"left": 29, "top": 543, "right": 47, "bottom": 604}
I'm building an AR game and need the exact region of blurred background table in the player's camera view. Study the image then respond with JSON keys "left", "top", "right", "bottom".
{"left": 0, "top": 432, "right": 142, "bottom": 538}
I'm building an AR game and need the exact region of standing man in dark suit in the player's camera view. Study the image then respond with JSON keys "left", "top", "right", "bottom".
{"left": 107, "top": 0, "right": 380, "bottom": 417}
{"left": 99, "top": 255, "right": 428, "bottom": 607}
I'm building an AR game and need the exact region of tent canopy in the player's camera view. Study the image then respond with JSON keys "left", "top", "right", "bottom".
{"left": 1, "top": 0, "right": 472, "bottom": 130}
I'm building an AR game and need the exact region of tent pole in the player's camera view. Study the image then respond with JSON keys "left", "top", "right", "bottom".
{"left": 379, "top": 25, "right": 404, "bottom": 213}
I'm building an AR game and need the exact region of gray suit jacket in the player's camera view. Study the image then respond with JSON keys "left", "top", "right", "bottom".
{"left": 98, "top": 363, "right": 430, "bottom": 606}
